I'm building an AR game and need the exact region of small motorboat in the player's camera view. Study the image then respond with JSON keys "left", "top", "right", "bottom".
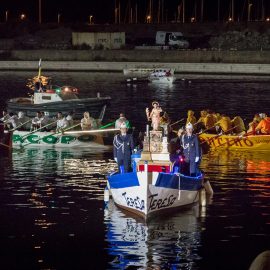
{"left": 7, "top": 85, "right": 111, "bottom": 119}
{"left": 123, "top": 68, "right": 175, "bottom": 77}
{"left": 106, "top": 128, "right": 208, "bottom": 219}
{"left": 199, "top": 133, "right": 270, "bottom": 152}
{"left": 148, "top": 69, "right": 175, "bottom": 84}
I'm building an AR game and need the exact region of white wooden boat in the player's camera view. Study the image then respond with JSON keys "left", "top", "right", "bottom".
{"left": 107, "top": 129, "right": 204, "bottom": 219}
{"left": 108, "top": 170, "right": 203, "bottom": 219}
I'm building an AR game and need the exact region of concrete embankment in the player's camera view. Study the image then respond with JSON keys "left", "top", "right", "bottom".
{"left": 0, "top": 61, "right": 270, "bottom": 75}
{"left": 1, "top": 49, "right": 270, "bottom": 63}
{"left": 0, "top": 49, "right": 270, "bottom": 74}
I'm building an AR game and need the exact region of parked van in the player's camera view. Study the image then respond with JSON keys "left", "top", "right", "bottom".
{"left": 155, "top": 31, "right": 189, "bottom": 49}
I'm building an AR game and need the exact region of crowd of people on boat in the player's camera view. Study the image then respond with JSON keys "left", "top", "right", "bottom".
{"left": 185, "top": 110, "right": 270, "bottom": 135}
{"left": 0, "top": 109, "right": 98, "bottom": 132}
{"left": 113, "top": 102, "right": 270, "bottom": 176}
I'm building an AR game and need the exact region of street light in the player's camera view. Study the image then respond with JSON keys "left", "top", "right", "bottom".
{"left": 58, "top": 13, "right": 61, "bottom": 24}
{"left": 146, "top": 15, "right": 151, "bottom": 23}
{"left": 20, "top": 13, "right": 26, "bottom": 20}
{"left": 89, "top": 15, "right": 93, "bottom": 24}
{"left": 39, "top": 0, "right": 42, "bottom": 24}
{"left": 5, "top": 10, "right": 8, "bottom": 22}
{"left": 248, "top": 3, "right": 253, "bottom": 22}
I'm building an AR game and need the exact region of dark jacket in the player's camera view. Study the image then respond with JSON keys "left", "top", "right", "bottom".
{"left": 113, "top": 134, "right": 134, "bottom": 161}
{"left": 181, "top": 134, "right": 200, "bottom": 175}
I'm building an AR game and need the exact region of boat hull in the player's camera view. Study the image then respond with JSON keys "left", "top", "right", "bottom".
{"left": 148, "top": 76, "right": 175, "bottom": 84}
{"left": 7, "top": 97, "right": 111, "bottom": 119}
{"left": 108, "top": 171, "right": 203, "bottom": 219}
{"left": 12, "top": 130, "right": 110, "bottom": 148}
{"left": 199, "top": 133, "right": 270, "bottom": 151}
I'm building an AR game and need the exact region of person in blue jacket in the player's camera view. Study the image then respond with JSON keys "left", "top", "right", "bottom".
{"left": 113, "top": 122, "right": 134, "bottom": 173}
{"left": 181, "top": 122, "right": 201, "bottom": 176}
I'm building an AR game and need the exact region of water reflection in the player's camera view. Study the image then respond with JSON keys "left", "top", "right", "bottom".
{"left": 104, "top": 201, "right": 204, "bottom": 269}
{"left": 201, "top": 150, "right": 270, "bottom": 183}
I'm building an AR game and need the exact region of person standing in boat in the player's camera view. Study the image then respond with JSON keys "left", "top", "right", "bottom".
{"left": 66, "top": 111, "right": 75, "bottom": 127}
{"left": 0, "top": 110, "right": 10, "bottom": 122}
{"left": 31, "top": 111, "right": 43, "bottom": 131}
{"left": 81, "top": 112, "right": 94, "bottom": 130}
{"left": 146, "top": 101, "right": 162, "bottom": 131}
{"left": 115, "top": 113, "right": 130, "bottom": 129}
{"left": 5, "top": 112, "right": 19, "bottom": 130}
{"left": 181, "top": 123, "right": 201, "bottom": 176}
{"left": 113, "top": 122, "right": 134, "bottom": 173}
{"left": 56, "top": 112, "right": 68, "bottom": 132}
{"left": 17, "top": 112, "right": 30, "bottom": 131}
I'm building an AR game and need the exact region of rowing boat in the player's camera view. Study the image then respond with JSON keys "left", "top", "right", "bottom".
{"left": 12, "top": 130, "right": 111, "bottom": 148}
{"left": 199, "top": 133, "right": 270, "bottom": 151}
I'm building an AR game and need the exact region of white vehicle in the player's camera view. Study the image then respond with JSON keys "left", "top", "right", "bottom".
{"left": 156, "top": 31, "right": 189, "bottom": 49}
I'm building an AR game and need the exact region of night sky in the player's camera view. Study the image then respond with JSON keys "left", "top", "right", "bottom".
{"left": 0, "top": 0, "right": 269, "bottom": 24}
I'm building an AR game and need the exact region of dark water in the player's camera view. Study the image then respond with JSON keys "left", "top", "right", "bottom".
{"left": 0, "top": 72, "right": 270, "bottom": 270}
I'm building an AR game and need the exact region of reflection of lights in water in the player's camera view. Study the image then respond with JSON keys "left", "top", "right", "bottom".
{"left": 104, "top": 201, "right": 202, "bottom": 269}
{"left": 11, "top": 148, "right": 116, "bottom": 203}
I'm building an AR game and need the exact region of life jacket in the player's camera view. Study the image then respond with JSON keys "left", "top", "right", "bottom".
{"left": 257, "top": 117, "right": 270, "bottom": 134}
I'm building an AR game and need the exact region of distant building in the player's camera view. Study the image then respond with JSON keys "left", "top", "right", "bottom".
{"left": 72, "top": 32, "right": 125, "bottom": 49}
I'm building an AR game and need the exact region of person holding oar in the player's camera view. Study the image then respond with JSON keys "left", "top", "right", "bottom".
{"left": 56, "top": 112, "right": 69, "bottom": 133}
{"left": 0, "top": 109, "right": 10, "bottom": 122}
{"left": 215, "top": 114, "right": 232, "bottom": 134}
{"left": 195, "top": 110, "right": 216, "bottom": 134}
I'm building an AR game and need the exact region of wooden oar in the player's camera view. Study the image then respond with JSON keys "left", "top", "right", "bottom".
{"left": 64, "top": 128, "right": 119, "bottom": 135}
{"left": 199, "top": 124, "right": 241, "bottom": 145}
{"left": 213, "top": 130, "right": 254, "bottom": 149}
{"left": 170, "top": 118, "right": 185, "bottom": 127}
{"left": 0, "top": 142, "right": 11, "bottom": 149}
{"left": 20, "top": 122, "right": 82, "bottom": 148}
{"left": 99, "top": 121, "right": 116, "bottom": 129}
{"left": 196, "top": 123, "right": 217, "bottom": 135}
{"left": 21, "top": 120, "right": 58, "bottom": 139}
{"left": 10, "top": 119, "right": 32, "bottom": 132}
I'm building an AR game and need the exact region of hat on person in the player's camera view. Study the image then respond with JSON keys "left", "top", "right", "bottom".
{"left": 259, "top": 113, "right": 266, "bottom": 119}
{"left": 120, "top": 122, "right": 127, "bottom": 129}
{"left": 186, "top": 122, "right": 193, "bottom": 130}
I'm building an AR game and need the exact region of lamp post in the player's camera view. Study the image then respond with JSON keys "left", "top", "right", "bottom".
{"left": 5, "top": 10, "right": 8, "bottom": 22}
{"left": 248, "top": 2, "right": 253, "bottom": 22}
{"left": 89, "top": 15, "right": 93, "bottom": 24}
{"left": 231, "top": 0, "right": 234, "bottom": 22}
{"left": 39, "top": 0, "right": 42, "bottom": 24}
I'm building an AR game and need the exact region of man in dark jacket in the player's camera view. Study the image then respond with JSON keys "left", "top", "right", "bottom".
{"left": 113, "top": 122, "right": 134, "bottom": 173}
{"left": 181, "top": 123, "right": 200, "bottom": 176}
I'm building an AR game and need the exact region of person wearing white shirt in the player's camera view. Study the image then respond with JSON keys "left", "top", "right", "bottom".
{"left": 56, "top": 112, "right": 68, "bottom": 132}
